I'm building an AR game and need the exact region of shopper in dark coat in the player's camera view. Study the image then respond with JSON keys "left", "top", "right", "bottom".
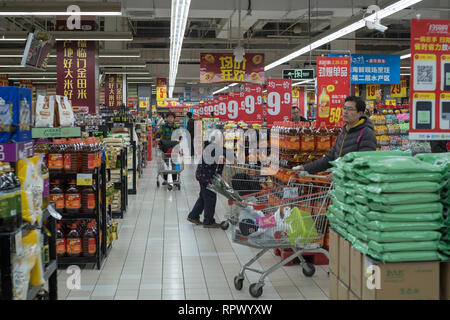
{"left": 296, "top": 96, "right": 377, "bottom": 174}
{"left": 187, "top": 140, "right": 225, "bottom": 228}
{"left": 186, "top": 112, "right": 195, "bottom": 157}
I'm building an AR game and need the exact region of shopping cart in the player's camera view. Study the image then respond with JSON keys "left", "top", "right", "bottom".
{"left": 156, "top": 146, "right": 184, "bottom": 191}
{"left": 222, "top": 163, "right": 277, "bottom": 197}
{"left": 227, "top": 175, "right": 331, "bottom": 297}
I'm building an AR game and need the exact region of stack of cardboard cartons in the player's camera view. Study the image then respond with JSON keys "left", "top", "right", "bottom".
{"left": 329, "top": 228, "right": 443, "bottom": 300}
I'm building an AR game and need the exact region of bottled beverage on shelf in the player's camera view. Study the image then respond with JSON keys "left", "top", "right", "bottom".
{"left": 82, "top": 221, "right": 97, "bottom": 257}
{"left": 65, "top": 180, "right": 81, "bottom": 214}
{"left": 315, "top": 122, "right": 331, "bottom": 152}
{"left": 56, "top": 223, "right": 66, "bottom": 258}
{"left": 48, "top": 140, "right": 64, "bottom": 173}
{"left": 66, "top": 223, "right": 82, "bottom": 257}
{"left": 318, "top": 88, "right": 331, "bottom": 119}
{"left": 0, "top": 163, "right": 18, "bottom": 233}
{"left": 81, "top": 183, "right": 96, "bottom": 214}
{"left": 49, "top": 180, "right": 65, "bottom": 214}
{"left": 300, "top": 123, "right": 316, "bottom": 153}
{"left": 64, "top": 139, "right": 80, "bottom": 174}
{"left": 40, "top": 160, "right": 49, "bottom": 210}
{"left": 81, "top": 138, "right": 99, "bottom": 174}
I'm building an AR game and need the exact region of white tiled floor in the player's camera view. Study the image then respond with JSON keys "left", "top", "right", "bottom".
{"left": 58, "top": 156, "right": 330, "bottom": 300}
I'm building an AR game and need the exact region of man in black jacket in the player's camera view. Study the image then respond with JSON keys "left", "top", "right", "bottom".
{"left": 295, "top": 96, "right": 377, "bottom": 174}
{"left": 186, "top": 112, "right": 195, "bottom": 157}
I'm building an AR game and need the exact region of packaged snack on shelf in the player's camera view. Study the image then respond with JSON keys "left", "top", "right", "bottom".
{"left": 17, "top": 156, "right": 43, "bottom": 224}
{"left": 0, "top": 86, "right": 32, "bottom": 143}
{"left": 35, "top": 95, "right": 55, "bottom": 128}
{"left": 374, "top": 125, "right": 388, "bottom": 135}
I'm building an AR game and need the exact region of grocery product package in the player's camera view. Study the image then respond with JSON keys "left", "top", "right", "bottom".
{"left": 355, "top": 201, "right": 443, "bottom": 214}
{"left": 355, "top": 192, "right": 441, "bottom": 206}
{"left": 351, "top": 156, "right": 445, "bottom": 174}
{"left": 364, "top": 211, "right": 443, "bottom": 222}
{"left": 367, "top": 250, "right": 447, "bottom": 263}
{"left": 23, "top": 229, "right": 45, "bottom": 286}
{"left": 286, "top": 207, "right": 318, "bottom": 245}
{"left": 339, "top": 150, "right": 411, "bottom": 163}
{"left": 368, "top": 240, "right": 440, "bottom": 253}
{"left": 17, "top": 156, "right": 43, "bottom": 224}
{"left": 55, "top": 95, "right": 75, "bottom": 127}
{"left": 364, "top": 229, "right": 442, "bottom": 243}
{"left": 12, "top": 231, "right": 38, "bottom": 300}
{"left": 352, "top": 171, "right": 444, "bottom": 183}
{"left": 0, "top": 86, "right": 32, "bottom": 143}
{"left": 34, "top": 95, "right": 55, "bottom": 127}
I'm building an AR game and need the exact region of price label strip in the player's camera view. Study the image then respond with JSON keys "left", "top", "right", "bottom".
{"left": 77, "top": 173, "right": 93, "bottom": 186}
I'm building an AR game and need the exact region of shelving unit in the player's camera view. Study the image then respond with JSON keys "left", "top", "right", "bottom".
{"left": 0, "top": 209, "right": 58, "bottom": 300}
{"left": 53, "top": 164, "right": 107, "bottom": 270}
{"left": 106, "top": 149, "right": 127, "bottom": 219}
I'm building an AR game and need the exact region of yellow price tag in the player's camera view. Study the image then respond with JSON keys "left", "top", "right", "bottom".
{"left": 386, "top": 99, "right": 397, "bottom": 106}
{"left": 366, "top": 84, "right": 380, "bottom": 100}
{"left": 77, "top": 174, "right": 93, "bottom": 186}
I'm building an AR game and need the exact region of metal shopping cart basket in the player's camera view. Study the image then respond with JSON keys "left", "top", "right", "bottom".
{"left": 227, "top": 175, "right": 332, "bottom": 297}
{"left": 222, "top": 163, "right": 278, "bottom": 197}
{"left": 156, "top": 146, "right": 184, "bottom": 191}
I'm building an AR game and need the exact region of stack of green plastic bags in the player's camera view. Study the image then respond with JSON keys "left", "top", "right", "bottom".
{"left": 327, "top": 150, "right": 449, "bottom": 263}
{"left": 415, "top": 153, "right": 450, "bottom": 258}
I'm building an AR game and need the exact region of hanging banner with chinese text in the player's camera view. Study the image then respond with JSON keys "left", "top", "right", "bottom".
{"left": 57, "top": 40, "right": 96, "bottom": 113}
{"left": 200, "top": 53, "right": 265, "bottom": 84}
{"left": 243, "top": 84, "right": 263, "bottom": 124}
{"left": 105, "top": 74, "right": 123, "bottom": 108}
{"left": 156, "top": 77, "right": 168, "bottom": 107}
{"left": 316, "top": 56, "right": 350, "bottom": 126}
{"left": 266, "top": 79, "right": 292, "bottom": 127}
{"left": 410, "top": 19, "right": 450, "bottom": 140}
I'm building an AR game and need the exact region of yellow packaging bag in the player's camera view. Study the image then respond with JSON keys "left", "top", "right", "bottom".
{"left": 22, "top": 229, "right": 45, "bottom": 287}
{"left": 17, "top": 156, "right": 43, "bottom": 224}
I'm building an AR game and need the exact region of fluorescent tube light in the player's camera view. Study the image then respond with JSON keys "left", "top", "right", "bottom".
{"left": 99, "top": 54, "right": 141, "bottom": 58}
{"left": 0, "top": 12, "right": 121, "bottom": 16}
{"left": 400, "top": 53, "right": 411, "bottom": 59}
{"left": 400, "top": 66, "right": 411, "bottom": 69}
{"left": 3, "top": 72, "right": 57, "bottom": 75}
{"left": 264, "top": 0, "right": 422, "bottom": 71}
{"left": 103, "top": 72, "right": 149, "bottom": 75}
{"left": 55, "top": 38, "right": 132, "bottom": 41}
{"left": 0, "top": 54, "right": 23, "bottom": 57}
{"left": 127, "top": 77, "right": 153, "bottom": 80}
{"left": 168, "top": 0, "right": 192, "bottom": 98}
{"left": 101, "top": 64, "right": 146, "bottom": 68}
{"left": 292, "top": 79, "right": 316, "bottom": 86}
{"left": 9, "top": 77, "right": 57, "bottom": 80}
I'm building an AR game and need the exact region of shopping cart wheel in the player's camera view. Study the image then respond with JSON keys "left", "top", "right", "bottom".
{"left": 234, "top": 276, "right": 244, "bottom": 290}
{"left": 220, "top": 221, "right": 229, "bottom": 230}
{"left": 302, "top": 262, "right": 316, "bottom": 277}
{"left": 177, "top": 185, "right": 181, "bottom": 190}
{"left": 249, "top": 283, "right": 263, "bottom": 298}
{"left": 157, "top": 181, "right": 160, "bottom": 187}
{"left": 168, "top": 185, "right": 173, "bottom": 191}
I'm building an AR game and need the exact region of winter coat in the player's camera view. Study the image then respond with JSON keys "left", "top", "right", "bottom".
{"left": 303, "top": 116, "right": 377, "bottom": 174}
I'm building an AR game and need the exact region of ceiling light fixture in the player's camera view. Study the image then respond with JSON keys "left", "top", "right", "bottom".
{"left": 265, "top": 0, "right": 423, "bottom": 71}
{"left": 0, "top": 12, "right": 121, "bottom": 16}
{"left": 212, "top": 83, "right": 238, "bottom": 95}
{"left": 168, "top": 0, "right": 192, "bottom": 98}
{"left": 400, "top": 53, "right": 411, "bottom": 59}
{"left": 126, "top": 77, "right": 153, "bottom": 80}
{"left": 292, "top": 78, "right": 316, "bottom": 86}
{"left": 9, "top": 77, "right": 57, "bottom": 80}
{"left": 101, "top": 65, "right": 146, "bottom": 68}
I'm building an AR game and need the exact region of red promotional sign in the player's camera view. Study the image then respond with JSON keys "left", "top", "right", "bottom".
{"left": 57, "top": 40, "right": 96, "bottom": 113}
{"left": 316, "top": 56, "right": 350, "bottom": 126}
{"left": 243, "top": 84, "right": 264, "bottom": 123}
{"left": 226, "top": 92, "right": 244, "bottom": 121}
{"left": 105, "top": 74, "right": 123, "bottom": 108}
{"left": 193, "top": 105, "right": 200, "bottom": 120}
{"left": 409, "top": 19, "right": 450, "bottom": 140}
{"left": 217, "top": 95, "right": 228, "bottom": 121}
{"left": 198, "top": 103, "right": 205, "bottom": 119}
{"left": 200, "top": 53, "right": 265, "bottom": 84}
{"left": 266, "top": 79, "right": 292, "bottom": 127}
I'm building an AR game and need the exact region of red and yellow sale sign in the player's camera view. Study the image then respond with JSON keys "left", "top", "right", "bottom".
{"left": 316, "top": 56, "right": 350, "bottom": 126}
{"left": 200, "top": 53, "right": 265, "bottom": 84}
{"left": 410, "top": 19, "right": 450, "bottom": 140}
{"left": 156, "top": 77, "right": 168, "bottom": 107}
{"left": 243, "top": 84, "right": 264, "bottom": 124}
{"left": 266, "top": 79, "right": 292, "bottom": 127}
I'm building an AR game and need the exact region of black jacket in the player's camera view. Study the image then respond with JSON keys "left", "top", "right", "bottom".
{"left": 187, "top": 118, "right": 195, "bottom": 139}
{"left": 304, "top": 116, "right": 377, "bottom": 174}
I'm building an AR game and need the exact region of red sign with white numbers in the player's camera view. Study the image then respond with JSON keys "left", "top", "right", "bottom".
{"left": 226, "top": 92, "right": 244, "bottom": 121}
{"left": 217, "top": 95, "right": 228, "bottom": 121}
{"left": 243, "top": 84, "right": 264, "bottom": 123}
{"left": 266, "top": 79, "right": 292, "bottom": 127}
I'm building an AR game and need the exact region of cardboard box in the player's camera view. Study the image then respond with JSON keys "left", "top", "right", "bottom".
{"left": 329, "top": 228, "right": 339, "bottom": 275}
{"left": 350, "top": 246, "right": 363, "bottom": 298}
{"left": 329, "top": 271, "right": 338, "bottom": 300}
{"left": 339, "top": 237, "right": 350, "bottom": 286}
{"left": 349, "top": 290, "right": 360, "bottom": 300}
{"left": 337, "top": 279, "right": 349, "bottom": 300}
{"left": 441, "top": 262, "right": 450, "bottom": 300}
{"left": 362, "top": 256, "right": 440, "bottom": 300}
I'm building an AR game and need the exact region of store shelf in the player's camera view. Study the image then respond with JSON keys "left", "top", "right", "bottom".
{"left": 60, "top": 213, "right": 98, "bottom": 220}
{"left": 32, "top": 127, "right": 81, "bottom": 139}
{"left": 57, "top": 256, "right": 98, "bottom": 265}
{"left": 26, "top": 260, "right": 57, "bottom": 300}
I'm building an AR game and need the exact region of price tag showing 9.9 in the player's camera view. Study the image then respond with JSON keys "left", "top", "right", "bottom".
{"left": 243, "top": 85, "right": 264, "bottom": 123}
{"left": 266, "top": 79, "right": 292, "bottom": 126}
{"left": 226, "top": 93, "right": 239, "bottom": 120}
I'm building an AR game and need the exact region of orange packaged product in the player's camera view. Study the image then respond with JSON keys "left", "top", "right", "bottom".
{"left": 301, "top": 124, "right": 315, "bottom": 153}
{"left": 48, "top": 139, "right": 65, "bottom": 172}
{"left": 65, "top": 180, "right": 81, "bottom": 214}
{"left": 315, "top": 123, "right": 331, "bottom": 152}
{"left": 66, "top": 223, "right": 82, "bottom": 257}
{"left": 49, "top": 179, "right": 65, "bottom": 213}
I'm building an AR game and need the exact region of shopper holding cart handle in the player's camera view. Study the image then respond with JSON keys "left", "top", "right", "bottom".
{"left": 294, "top": 96, "right": 377, "bottom": 175}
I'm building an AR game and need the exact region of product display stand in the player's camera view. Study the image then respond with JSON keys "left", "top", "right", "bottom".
{"left": 0, "top": 209, "right": 58, "bottom": 300}
{"left": 56, "top": 164, "right": 106, "bottom": 270}
{"left": 107, "top": 149, "right": 127, "bottom": 219}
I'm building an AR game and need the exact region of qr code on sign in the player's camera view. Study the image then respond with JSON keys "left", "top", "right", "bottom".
{"left": 417, "top": 65, "right": 433, "bottom": 83}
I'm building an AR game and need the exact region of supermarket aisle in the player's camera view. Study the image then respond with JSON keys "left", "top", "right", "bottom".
{"left": 57, "top": 156, "right": 330, "bottom": 300}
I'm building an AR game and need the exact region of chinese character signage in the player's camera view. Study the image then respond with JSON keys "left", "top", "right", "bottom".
{"left": 410, "top": 19, "right": 450, "bottom": 140}
{"left": 316, "top": 56, "right": 350, "bottom": 126}
{"left": 282, "top": 69, "right": 314, "bottom": 80}
{"left": 200, "top": 53, "right": 265, "bottom": 84}
{"left": 242, "top": 85, "right": 263, "bottom": 124}
{"left": 266, "top": 79, "right": 292, "bottom": 127}
{"left": 57, "top": 40, "right": 96, "bottom": 113}
{"left": 105, "top": 74, "right": 123, "bottom": 108}
{"left": 348, "top": 54, "right": 400, "bottom": 84}
{"left": 156, "top": 77, "right": 168, "bottom": 107}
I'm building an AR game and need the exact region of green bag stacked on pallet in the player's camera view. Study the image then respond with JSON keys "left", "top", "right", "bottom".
{"left": 416, "top": 152, "right": 450, "bottom": 258}
{"left": 327, "top": 150, "right": 448, "bottom": 263}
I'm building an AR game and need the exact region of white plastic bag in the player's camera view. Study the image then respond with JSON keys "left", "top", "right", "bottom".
{"left": 35, "top": 95, "right": 54, "bottom": 127}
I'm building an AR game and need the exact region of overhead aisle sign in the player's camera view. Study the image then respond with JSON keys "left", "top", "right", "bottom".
{"left": 410, "top": 19, "right": 450, "bottom": 140}
{"left": 316, "top": 56, "right": 350, "bottom": 126}
{"left": 266, "top": 79, "right": 292, "bottom": 127}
